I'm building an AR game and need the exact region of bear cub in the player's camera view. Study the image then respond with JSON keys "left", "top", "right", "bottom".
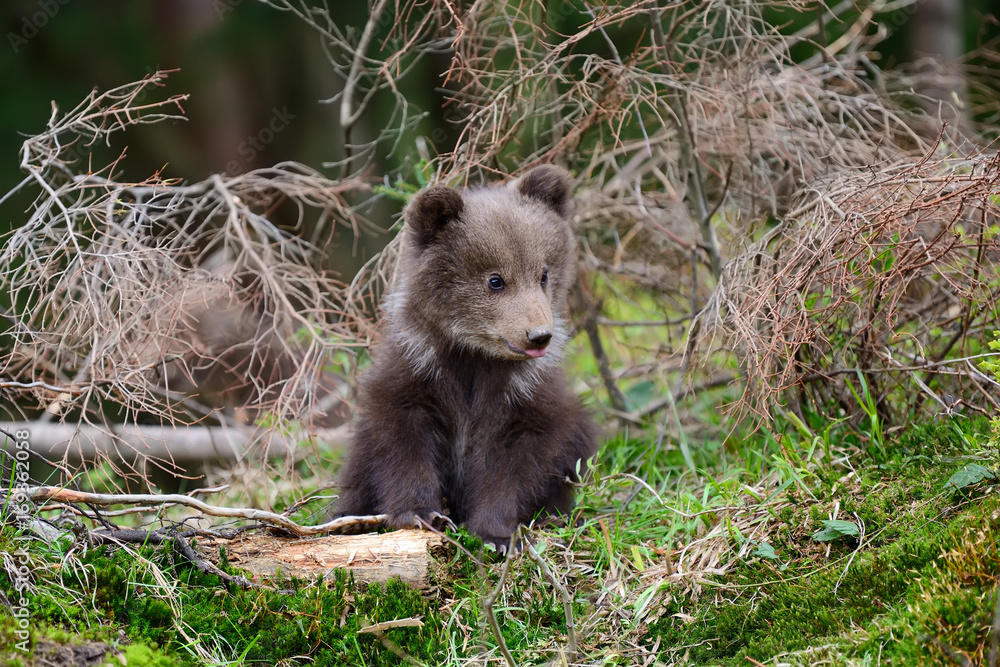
{"left": 334, "top": 165, "right": 597, "bottom": 552}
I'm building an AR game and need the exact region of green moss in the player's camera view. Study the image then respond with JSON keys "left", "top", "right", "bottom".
{"left": 862, "top": 520, "right": 1000, "bottom": 665}
{"left": 893, "top": 417, "right": 991, "bottom": 459}
{"left": 0, "top": 614, "right": 31, "bottom": 657}
{"left": 649, "top": 418, "right": 999, "bottom": 665}
{"left": 0, "top": 616, "right": 179, "bottom": 667}
{"left": 2, "top": 533, "right": 447, "bottom": 666}
{"left": 3, "top": 413, "right": 995, "bottom": 666}
{"left": 115, "top": 643, "right": 181, "bottom": 667}
{"left": 654, "top": 499, "right": 997, "bottom": 663}
{"left": 141, "top": 565, "right": 442, "bottom": 665}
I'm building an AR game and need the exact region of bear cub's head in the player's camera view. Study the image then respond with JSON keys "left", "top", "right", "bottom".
{"left": 389, "top": 165, "right": 577, "bottom": 366}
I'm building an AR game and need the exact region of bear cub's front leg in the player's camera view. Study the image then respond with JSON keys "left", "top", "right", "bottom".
{"left": 333, "top": 397, "right": 453, "bottom": 530}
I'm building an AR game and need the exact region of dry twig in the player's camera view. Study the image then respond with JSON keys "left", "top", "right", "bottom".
{"left": 24, "top": 486, "right": 385, "bottom": 536}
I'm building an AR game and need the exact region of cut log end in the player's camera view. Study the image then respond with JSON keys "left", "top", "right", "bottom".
{"left": 196, "top": 529, "right": 446, "bottom": 588}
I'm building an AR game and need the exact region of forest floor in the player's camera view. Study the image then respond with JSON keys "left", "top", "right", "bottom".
{"left": 1, "top": 409, "right": 997, "bottom": 666}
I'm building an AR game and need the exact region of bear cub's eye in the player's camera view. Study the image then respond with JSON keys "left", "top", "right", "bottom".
{"left": 540, "top": 268, "right": 549, "bottom": 287}
{"left": 488, "top": 274, "right": 505, "bottom": 291}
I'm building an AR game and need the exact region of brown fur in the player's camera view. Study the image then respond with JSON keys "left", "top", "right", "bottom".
{"left": 333, "top": 165, "right": 597, "bottom": 550}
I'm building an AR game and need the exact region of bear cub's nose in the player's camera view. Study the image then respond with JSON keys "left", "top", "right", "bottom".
{"left": 527, "top": 327, "right": 552, "bottom": 348}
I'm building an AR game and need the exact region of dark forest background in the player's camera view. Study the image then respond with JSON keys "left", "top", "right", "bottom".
{"left": 2, "top": 0, "right": 999, "bottom": 278}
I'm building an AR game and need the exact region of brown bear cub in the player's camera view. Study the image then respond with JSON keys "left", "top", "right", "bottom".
{"left": 333, "top": 165, "right": 597, "bottom": 552}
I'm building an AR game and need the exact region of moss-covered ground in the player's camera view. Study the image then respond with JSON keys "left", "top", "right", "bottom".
{"left": 652, "top": 418, "right": 1000, "bottom": 665}
{"left": 2, "top": 415, "right": 998, "bottom": 666}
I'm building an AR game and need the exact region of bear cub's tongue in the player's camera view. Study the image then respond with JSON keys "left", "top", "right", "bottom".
{"left": 524, "top": 347, "right": 547, "bottom": 358}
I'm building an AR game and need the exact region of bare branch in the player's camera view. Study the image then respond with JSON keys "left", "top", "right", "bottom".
{"left": 0, "top": 422, "right": 349, "bottom": 464}
{"left": 23, "top": 486, "right": 384, "bottom": 536}
{"left": 519, "top": 527, "right": 577, "bottom": 661}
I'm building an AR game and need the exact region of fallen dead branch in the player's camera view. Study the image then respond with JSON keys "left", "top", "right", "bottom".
{"left": 196, "top": 530, "right": 444, "bottom": 588}
{"left": 52, "top": 523, "right": 444, "bottom": 589}
{"left": 0, "top": 422, "right": 350, "bottom": 463}
{"left": 22, "top": 486, "right": 384, "bottom": 537}
{"left": 89, "top": 528, "right": 266, "bottom": 591}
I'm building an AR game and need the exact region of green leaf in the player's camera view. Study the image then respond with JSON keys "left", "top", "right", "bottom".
{"left": 752, "top": 542, "right": 778, "bottom": 560}
{"left": 632, "top": 581, "right": 665, "bottom": 625}
{"left": 945, "top": 463, "right": 996, "bottom": 490}
{"left": 812, "top": 519, "right": 860, "bottom": 542}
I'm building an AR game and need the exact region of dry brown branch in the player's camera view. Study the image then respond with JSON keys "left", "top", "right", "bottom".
{"left": 358, "top": 618, "right": 425, "bottom": 633}
{"left": 693, "top": 147, "right": 1000, "bottom": 425}
{"left": 339, "top": 0, "right": 393, "bottom": 165}
{"left": 197, "top": 530, "right": 443, "bottom": 588}
{"left": 519, "top": 527, "right": 577, "bottom": 661}
{"left": 24, "top": 486, "right": 385, "bottom": 536}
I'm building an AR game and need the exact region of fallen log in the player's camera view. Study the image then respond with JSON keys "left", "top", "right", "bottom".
{"left": 0, "top": 422, "right": 350, "bottom": 463}
{"left": 196, "top": 530, "right": 446, "bottom": 588}
{"left": 14, "top": 486, "right": 444, "bottom": 588}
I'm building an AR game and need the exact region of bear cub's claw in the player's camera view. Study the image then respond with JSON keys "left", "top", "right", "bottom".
{"left": 389, "top": 509, "right": 456, "bottom": 533}
{"left": 483, "top": 534, "right": 525, "bottom": 558}
{"left": 427, "top": 510, "right": 457, "bottom": 532}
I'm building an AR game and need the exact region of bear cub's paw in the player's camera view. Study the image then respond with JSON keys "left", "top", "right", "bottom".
{"left": 482, "top": 534, "right": 521, "bottom": 557}
{"left": 387, "top": 508, "right": 456, "bottom": 532}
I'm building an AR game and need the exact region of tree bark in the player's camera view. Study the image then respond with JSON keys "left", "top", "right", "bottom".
{"left": 907, "top": 0, "right": 970, "bottom": 136}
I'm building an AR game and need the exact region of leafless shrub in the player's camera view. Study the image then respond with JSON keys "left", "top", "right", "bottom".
{"left": 696, "top": 146, "right": 1000, "bottom": 425}
{"left": 0, "top": 72, "right": 374, "bottom": 478}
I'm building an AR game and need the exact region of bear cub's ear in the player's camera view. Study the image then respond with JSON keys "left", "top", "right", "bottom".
{"left": 406, "top": 186, "right": 465, "bottom": 246}
{"left": 515, "top": 165, "right": 572, "bottom": 218}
